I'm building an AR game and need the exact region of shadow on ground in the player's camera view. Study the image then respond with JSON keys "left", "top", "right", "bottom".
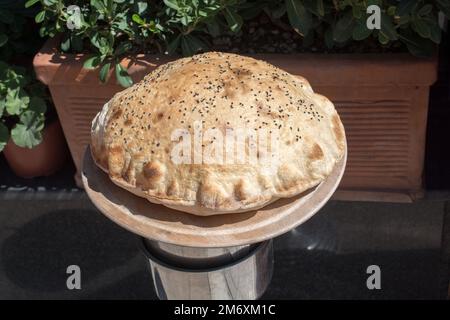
{"left": 0, "top": 205, "right": 155, "bottom": 299}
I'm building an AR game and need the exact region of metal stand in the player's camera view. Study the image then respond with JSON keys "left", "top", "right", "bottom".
{"left": 141, "top": 239, "right": 273, "bottom": 299}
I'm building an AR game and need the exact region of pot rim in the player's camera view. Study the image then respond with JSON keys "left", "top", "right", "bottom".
{"left": 33, "top": 37, "right": 438, "bottom": 87}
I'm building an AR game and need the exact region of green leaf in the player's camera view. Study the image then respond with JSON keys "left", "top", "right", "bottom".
{"left": 25, "top": 0, "right": 40, "bottom": 8}
{"left": 429, "top": 22, "right": 442, "bottom": 44}
{"left": 132, "top": 14, "right": 144, "bottom": 25}
{"left": 352, "top": 22, "right": 372, "bottom": 41}
{"left": 224, "top": 8, "right": 243, "bottom": 33}
{"left": 11, "top": 111, "right": 44, "bottom": 149}
{"left": 91, "top": 0, "right": 107, "bottom": 13}
{"left": 380, "top": 13, "right": 398, "bottom": 41}
{"left": 0, "top": 122, "right": 9, "bottom": 152}
{"left": 90, "top": 32, "right": 101, "bottom": 49}
{"left": 0, "top": 99, "right": 5, "bottom": 117}
{"left": 412, "top": 18, "right": 431, "bottom": 38}
{"left": 163, "top": 0, "right": 179, "bottom": 10}
{"left": 83, "top": 56, "right": 102, "bottom": 69}
{"left": 60, "top": 36, "right": 71, "bottom": 52}
{"left": 39, "top": 26, "right": 47, "bottom": 37}
{"left": 285, "top": 0, "right": 312, "bottom": 36}
{"left": 397, "top": 14, "right": 410, "bottom": 26}
{"left": 6, "top": 89, "right": 29, "bottom": 115}
{"left": 378, "top": 32, "right": 389, "bottom": 45}
{"left": 180, "top": 15, "right": 189, "bottom": 26}
{"left": 99, "top": 62, "right": 111, "bottom": 83}
{"left": 35, "top": 10, "right": 46, "bottom": 24}
{"left": 135, "top": 1, "right": 148, "bottom": 15}
{"left": 90, "top": 33, "right": 114, "bottom": 56}
{"left": 0, "top": 34, "right": 8, "bottom": 47}
{"left": 180, "top": 35, "right": 206, "bottom": 56}
{"left": 115, "top": 63, "right": 133, "bottom": 87}
{"left": 198, "top": 9, "right": 208, "bottom": 17}
{"left": 333, "top": 11, "right": 354, "bottom": 43}
{"left": 418, "top": 4, "right": 433, "bottom": 16}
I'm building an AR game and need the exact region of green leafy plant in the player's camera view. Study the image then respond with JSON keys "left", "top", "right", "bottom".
{"left": 27, "top": 0, "right": 450, "bottom": 87}
{"left": 27, "top": 0, "right": 244, "bottom": 87}
{"left": 162, "top": 0, "right": 243, "bottom": 55}
{"left": 0, "top": 61, "right": 48, "bottom": 150}
{"left": 279, "top": 0, "right": 448, "bottom": 55}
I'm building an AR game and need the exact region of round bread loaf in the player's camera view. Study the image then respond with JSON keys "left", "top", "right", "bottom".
{"left": 91, "top": 52, "right": 345, "bottom": 215}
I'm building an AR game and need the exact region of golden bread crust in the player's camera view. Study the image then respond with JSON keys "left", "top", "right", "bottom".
{"left": 91, "top": 52, "right": 345, "bottom": 215}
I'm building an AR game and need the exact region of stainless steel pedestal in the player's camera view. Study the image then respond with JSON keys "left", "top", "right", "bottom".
{"left": 141, "top": 239, "right": 274, "bottom": 300}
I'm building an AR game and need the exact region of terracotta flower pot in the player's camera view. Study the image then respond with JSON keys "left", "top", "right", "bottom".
{"left": 33, "top": 38, "right": 438, "bottom": 201}
{"left": 3, "top": 118, "right": 68, "bottom": 178}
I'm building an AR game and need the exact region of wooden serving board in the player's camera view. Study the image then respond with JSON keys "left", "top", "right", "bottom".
{"left": 82, "top": 146, "right": 346, "bottom": 248}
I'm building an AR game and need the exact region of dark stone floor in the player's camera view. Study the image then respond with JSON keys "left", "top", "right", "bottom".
{"left": 0, "top": 189, "right": 448, "bottom": 299}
